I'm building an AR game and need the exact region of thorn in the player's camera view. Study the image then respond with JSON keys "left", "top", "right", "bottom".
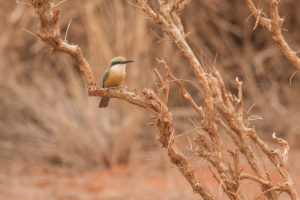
{"left": 23, "top": 28, "right": 39, "bottom": 39}
{"left": 146, "top": 122, "right": 155, "bottom": 125}
{"left": 247, "top": 103, "right": 256, "bottom": 115}
{"left": 183, "top": 31, "right": 191, "bottom": 39}
{"left": 53, "top": 0, "right": 68, "bottom": 9}
{"left": 289, "top": 70, "right": 298, "bottom": 87}
{"left": 253, "top": 13, "right": 260, "bottom": 30}
{"left": 16, "top": 0, "right": 31, "bottom": 6}
{"left": 128, "top": 1, "right": 143, "bottom": 9}
{"left": 187, "top": 136, "right": 193, "bottom": 151}
{"left": 150, "top": 28, "right": 169, "bottom": 43}
{"left": 64, "top": 18, "right": 72, "bottom": 41}
{"left": 245, "top": 12, "right": 254, "bottom": 23}
{"left": 212, "top": 53, "right": 218, "bottom": 69}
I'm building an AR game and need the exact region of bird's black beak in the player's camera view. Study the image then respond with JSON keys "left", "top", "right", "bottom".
{"left": 123, "top": 60, "right": 134, "bottom": 64}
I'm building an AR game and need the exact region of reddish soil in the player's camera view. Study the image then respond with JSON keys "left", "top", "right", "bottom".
{"left": 1, "top": 149, "right": 300, "bottom": 200}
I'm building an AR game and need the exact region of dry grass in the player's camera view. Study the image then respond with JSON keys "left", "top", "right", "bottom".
{"left": 0, "top": 0, "right": 153, "bottom": 168}
{"left": 0, "top": 0, "right": 299, "bottom": 172}
{"left": 12, "top": 0, "right": 299, "bottom": 199}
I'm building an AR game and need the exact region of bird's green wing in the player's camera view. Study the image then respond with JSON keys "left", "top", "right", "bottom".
{"left": 102, "top": 67, "right": 110, "bottom": 88}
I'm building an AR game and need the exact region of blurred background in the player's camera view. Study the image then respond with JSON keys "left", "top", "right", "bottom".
{"left": 0, "top": 0, "right": 300, "bottom": 199}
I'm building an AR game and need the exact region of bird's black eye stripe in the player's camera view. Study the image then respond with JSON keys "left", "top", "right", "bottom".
{"left": 111, "top": 61, "right": 123, "bottom": 66}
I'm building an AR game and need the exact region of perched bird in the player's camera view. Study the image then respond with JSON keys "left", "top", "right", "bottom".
{"left": 99, "top": 56, "right": 134, "bottom": 108}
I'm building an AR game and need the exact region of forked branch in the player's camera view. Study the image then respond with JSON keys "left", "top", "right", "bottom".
{"left": 21, "top": 0, "right": 298, "bottom": 199}
{"left": 245, "top": 0, "right": 300, "bottom": 71}
{"left": 134, "top": 0, "right": 298, "bottom": 199}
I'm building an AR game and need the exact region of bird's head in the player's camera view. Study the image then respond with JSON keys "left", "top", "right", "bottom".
{"left": 110, "top": 56, "right": 134, "bottom": 67}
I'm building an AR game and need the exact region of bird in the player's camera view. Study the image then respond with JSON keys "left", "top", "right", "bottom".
{"left": 99, "top": 56, "right": 134, "bottom": 108}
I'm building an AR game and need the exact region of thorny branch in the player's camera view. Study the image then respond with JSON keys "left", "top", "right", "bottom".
{"left": 135, "top": 1, "right": 298, "bottom": 199}
{"left": 21, "top": 0, "right": 298, "bottom": 199}
{"left": 245, "top": 0, "right": 300, "bottom": 71}
{"left": 18, "top": 0, "right": 97, "bottom": 89}
{"left": 156, "top": 58, "right": 205, "bottom": 118}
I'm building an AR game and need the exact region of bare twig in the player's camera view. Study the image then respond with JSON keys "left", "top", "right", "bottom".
{"left": 24, "top": 0, "right": 97, "bottom": 89}
{"left": 245, "top": 0, "right": 300, "bottom": 71}
{"left": 156, "top": 58, "right": 205, "bottom": 118}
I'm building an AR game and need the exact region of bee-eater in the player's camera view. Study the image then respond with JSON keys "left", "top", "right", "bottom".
{"left": 99, "top": 56, "right": 134, "bottom": 108}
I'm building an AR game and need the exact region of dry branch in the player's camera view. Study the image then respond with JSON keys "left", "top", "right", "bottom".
{"left": 23, "top": 0, "right": 97, "bottom": 89}
{"left": 21, "top": 0, "right": 299, "bottom": 199}
{"left": 134, "top": 0, "right": 298, "bottom": 199}
{"left": 22, "top": 1, "right": 216, "bottom": 199}
{"left": 156, "top": 58, "right": 205, "bottom": 118}
{"left": 245, "top": 0, "right": 300, "bottom": 71}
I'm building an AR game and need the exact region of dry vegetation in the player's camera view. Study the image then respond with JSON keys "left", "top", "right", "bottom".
{"left": 0, "top": 0, "right": 300, "bottom": 199}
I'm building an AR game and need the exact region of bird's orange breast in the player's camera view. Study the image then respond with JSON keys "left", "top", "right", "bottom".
{"left": 104, "top": 70, "right": 126, "bottom": 87}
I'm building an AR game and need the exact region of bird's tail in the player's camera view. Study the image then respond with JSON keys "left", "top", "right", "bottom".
{"left": 99, "top": 97, "right": 110, "bottom": 108}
